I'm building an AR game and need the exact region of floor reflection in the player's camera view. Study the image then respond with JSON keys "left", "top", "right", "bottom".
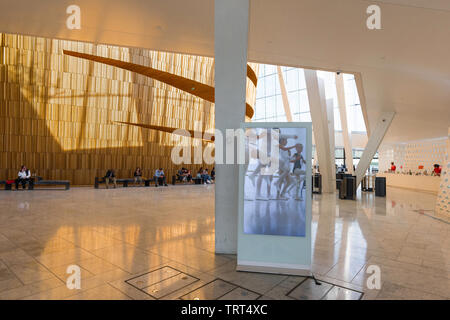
{"left": 0, "top": 185, "right": 448, "bottom": 300}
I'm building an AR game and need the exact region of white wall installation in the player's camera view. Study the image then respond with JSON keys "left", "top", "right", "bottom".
{"left": 435, "top": 128, "right": 449, "bottom": 217}
{"left": 379, "top": 138, "right": 447, "bottom": 173}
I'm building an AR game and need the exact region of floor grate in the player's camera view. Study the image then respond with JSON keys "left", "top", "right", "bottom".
{"left": 180, "top": 278, "right": 262, "bottom": 300}
{"left": 287, "top": 278, "right": 363, "bottom": 300}
{"left": 124, "top": 266, "right": 200, "bottom": 299}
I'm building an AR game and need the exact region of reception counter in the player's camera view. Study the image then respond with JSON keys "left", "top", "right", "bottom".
{"left": 377, "top": 173, "right": 441, "bottom": 194}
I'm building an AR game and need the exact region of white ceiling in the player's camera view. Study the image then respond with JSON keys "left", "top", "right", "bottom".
{"left": 0, "top": 0, "right": 449, "bottom": 143}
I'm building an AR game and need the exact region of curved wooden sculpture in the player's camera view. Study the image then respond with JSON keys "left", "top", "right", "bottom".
{"left": 63, "top": 50, "right": 255, "bottom": 119}
{"left": 246, "top": 65, "right": 258, "bottom": 87}
{"left": 114, "top": 121, "right": 215, "bottom": 142}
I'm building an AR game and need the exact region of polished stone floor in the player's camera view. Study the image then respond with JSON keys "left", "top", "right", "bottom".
{"left": 0, "top": 185, "right": 448, "bottom": 300}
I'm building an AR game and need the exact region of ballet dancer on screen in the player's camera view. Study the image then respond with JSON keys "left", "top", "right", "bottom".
{"left": 290, "top": 143, "right": 307, "bottom": 201}
{"left": 273, "top": 133, "right": 297, "bottom": 200}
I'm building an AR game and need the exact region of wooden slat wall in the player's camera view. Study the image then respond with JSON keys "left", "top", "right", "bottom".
{"left": 0, "top": 33, "right": 218, "bottom": 185}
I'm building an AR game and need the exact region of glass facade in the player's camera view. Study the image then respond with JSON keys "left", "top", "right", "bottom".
{"left": 254, "top": 64, "right": 370, "bottom": 168}
{"left": 254, "top": 64, "right": 366, "bottom": 134}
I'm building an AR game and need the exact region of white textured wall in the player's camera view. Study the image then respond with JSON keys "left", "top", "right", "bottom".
{"left": 435, "top": 129, "right": 450, "bottom": 217}
{"left": 379, "top": 138, "right": 447, "bottom": 173}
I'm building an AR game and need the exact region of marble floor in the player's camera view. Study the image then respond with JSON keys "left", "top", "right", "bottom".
{"left": 0, "top": 185, "right": 448, "bottom": 300}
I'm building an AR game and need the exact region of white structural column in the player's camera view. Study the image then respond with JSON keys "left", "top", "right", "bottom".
{"left": 354, "top": 73, "right": 371, "bottom": 137}
{"left": 313, "top": 148, "right": 318, "bottom": 171}
{"left": 435, "top": 127, "right": 450, "bottom": 217}
{"left": 326, "top": 98, "right": 336, "bottom": 185}
{"left": 335, "top": 73, "right": 354, "bottom": 174}
{"left": 214, "top": 0, "right": 249, "bottom": 254}
{"left": 355, "top": 112, "right": 395, "bottom": 186}
{"left": 304, "top": 70, "right": 334, "bottom": 193}
{"left": 276, "top": 66, "right": 293, "bottom": 122}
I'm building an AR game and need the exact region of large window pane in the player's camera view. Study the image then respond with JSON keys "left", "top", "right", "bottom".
{"left": 265, "top": 64, "right": 276, "bottom": 75}
{"left": 265, "top": 74, "right": 276, "bottom": 96}
{"left": 288, "top": 91, "right": 300, "bottom": 116}
{"left": 286, "top": 69, "right": 299, "bottom": 92}
{"left": 300, "top": 112, "right": 311, "bottom": 122}
{"left": 266, "top": 96, "right": 276, "bottom": 118}
{"left": 299, "top": 90, "right": 309, "bottom": 113}
{"left": 252, "top": 64, "right": 365, "bottom": 137}
{"left": 254, "top": 99, "right": 265, "bottom": 121}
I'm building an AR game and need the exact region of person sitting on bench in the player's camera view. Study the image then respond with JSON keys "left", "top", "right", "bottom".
{"left": 196, "top": 168, "right": 204, "bottom": 183}
{"left": 134, "top": 167, "right": 143, "bottom": 186}
{"left": 15, "top": 165, "right": 32, "bottom": 190}
{"left": 202, "top": 168, "right": 212, "bottom": 184}
{"left": 154, "top": 168, "right": 168, "bottom": 187}
{"left": 177, "top": 168, "right": 185, "bottom": 182}
{"left": 105, "top": 169, "right": 117, "bottom": 189}
{"left": 211, "top": 167, "right": 215, "bottom": 181}
{"left": 184, "top": 169, "right": 192, "bottom": 183}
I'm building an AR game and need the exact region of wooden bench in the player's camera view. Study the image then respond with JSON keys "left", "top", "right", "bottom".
{"left": 95, "top": 177, "right": 154, "bottom": 188}
{"left": 1, "top": 178, "right": 69, "bottom": 190}
{"left": 0, "top": 179, "right": 33, "bottom": 190}
{"left": 0, "top": 180, "right": 12, "bottom": 190}
{"left": 30, "top": 180, "right": 70, "bottom": 190}
{"left": 95, "top": 177, "right": 131, "bottom": 188}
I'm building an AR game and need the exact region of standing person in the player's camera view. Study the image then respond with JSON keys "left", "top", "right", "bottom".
{"left": 105, "top": 169, "right": 117, "bottom": 189}
{"left": 134, "top": 167, "right": 143, "bottom": 186}
{"left": 274, "top": 136, "right": 297, "bottom": 200}
{"left": 15, "top": 165, "right": 31, "bottom": 190}
{"left": 154, "top": 168, "right": 168, "bottom": 187}
{"left": 253, "top": 129, "right": 278, "bottom": 200}
{"left": 390, "top": 162, "right": 396, "bottom": 172}
{"left": 291, "top": 144, "right": 307, "bottom": 200}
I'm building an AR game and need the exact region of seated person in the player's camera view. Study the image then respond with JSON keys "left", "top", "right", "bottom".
{"left": 15, "top": 165, "right": 32, "bottom": 190}
{"left": 177, "top": 168, "right": 186, "bottom": 182}
{"left": 134, "top": 167, "right": 143, "bottom": 186}
{"left": 154, "top": 168, "right": 168, "bottom": 187}
{"left": 202, "top": 169, "right": 212, "bottom": 184}
{"left": 184, "top": 169, "right": 192, "bottom": 183}
{"left": 211, "top": 167, "right": 215, "bottom": 180}
{"left": 432, "top": 164, "right": 442, "bottom": 176}
{"left": 196, "top": 168, "right": 204, "bottom": 183}
{"left": 105, "top": 169, "right": 117, "bottom": 189}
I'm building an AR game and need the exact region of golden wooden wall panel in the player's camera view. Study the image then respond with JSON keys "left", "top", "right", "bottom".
{"left": 0, "top": 32, "right": 219, "bottom": 185}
